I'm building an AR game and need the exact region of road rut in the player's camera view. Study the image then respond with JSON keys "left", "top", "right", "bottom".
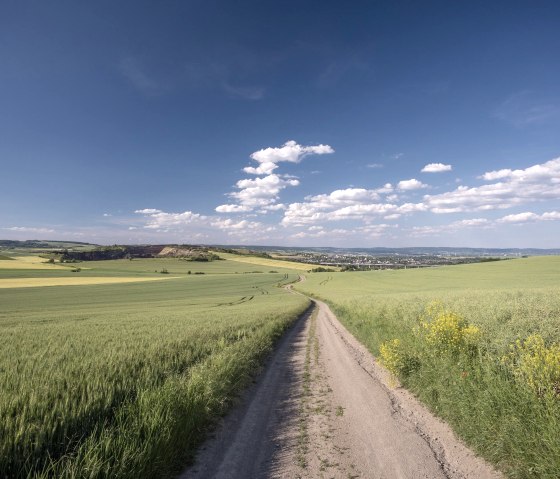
{"left": 181, "top": 299, "right": 502, "bottom": 479}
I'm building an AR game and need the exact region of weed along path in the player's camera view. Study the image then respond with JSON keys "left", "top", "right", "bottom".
{"left": 181, "top": 296, "right": 502, "bottom": 479}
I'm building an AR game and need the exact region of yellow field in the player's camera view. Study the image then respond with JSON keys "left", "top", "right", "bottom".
{"left": 0, "top": 256, "right": 71, "bottom": 270}
{"left": 217, "top": 252, "right": 321, "bottom": 271}
{"left": 0, "top": 276, "right": 178, "bottom": 289}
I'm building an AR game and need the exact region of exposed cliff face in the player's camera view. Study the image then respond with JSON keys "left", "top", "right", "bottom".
{"left": 158, "top": 247, "right": 221, "bottom": 261}
{"left": 60, "top": 245, "right": 165, "bottom": 261}
{"left": 157, "top": 247, "right": 197, "bottom": 257}
{"left": 58, "top": 245, "right": 221, "bottom": 262}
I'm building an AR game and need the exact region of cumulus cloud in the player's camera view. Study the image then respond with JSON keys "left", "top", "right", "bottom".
{"left": 498, "top": 211, "right": 560, "bottom": 224}
{"left": 281, "top": 156, "right": 560, "bottom": 229}
{"left": 293, "top": 223, "right": 397, "bottom": 240}
{"left": 421, "top": 163, "right": 452, "bottom": 173}
{"left": 479, "top": 169, "right": 512, "bottom": 181}
{"left": 425, "top": 157, "right": 560, "bottom": 213}
{"left": 397, "top": 179, "right": 428, "bottom": 190}
{"left": 249, "top": 140, "right": 334, "bottom": 168}
{"left": 281, "top": 198, "right": 426, "bottom": 226}
{"left": 215, "top": 204, "right": 252, "bottom": 213}
{"left": 134, "top": 208, "right": 163, "bottom": 214}
{"left": 498, "top": 212, "right": 540, "bottom": 224}
{"left": 410, "top": 209, "right": 560, "bottom": 238}
{"left": 259, "top": 203, "right": 287, "bottom": 213}
{"left": 243, "top": 161, "right": 278, "bottom": 175}
{"left": 226, "top": 174, "right": 300, "bottom": 209}
{"left": 211, "top": 218, "right": 261, "bottom": 231}
{"left": 135, "top": 209, "right": 205, "bottom": 230}
{"left": 543, "top": 211, "right": 560, "bottom": 220}
{"left": 220, "top": 140, "right": 334, "bottom": 214}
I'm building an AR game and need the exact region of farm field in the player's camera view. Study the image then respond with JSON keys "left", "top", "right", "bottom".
{"left": 0, "top": 256, "right": 309, "bottom": 478}
{"left": 217, "top": 252, "right": 322, "bottom": 271}
{"left": 296, "top": 257, "right": 560, "bottom": 478}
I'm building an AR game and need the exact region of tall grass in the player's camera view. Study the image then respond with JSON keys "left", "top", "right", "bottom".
{"left": 298, "top": 258, "right": 560, "bottom": 478}
{"left": 0, "top": 272, "right": 309, "bottom": 478}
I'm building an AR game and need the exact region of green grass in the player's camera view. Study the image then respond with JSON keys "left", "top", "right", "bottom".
{"left": 0, "top": 256, "right": 300, "bottom": 280}
{"left": 296, "top": 257, "right": 560, "bottom": 478}
{"left": 0, "top": 258, "right": 308, "bottom": 478}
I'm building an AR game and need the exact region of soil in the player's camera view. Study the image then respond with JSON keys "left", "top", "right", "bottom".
{"left": 180, "top": 296, "right": 502, "bottom": 479}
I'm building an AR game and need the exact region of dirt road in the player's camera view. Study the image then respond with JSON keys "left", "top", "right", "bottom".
{"left": 181, "top": 299, "right": 502, "bottom": 479}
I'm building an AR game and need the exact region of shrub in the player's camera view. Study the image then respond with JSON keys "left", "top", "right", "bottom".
{"left": 419, "top": 301, "right": 481, "bottom": 355}
{"left": 379, "top": 338, "right": 420, "bottom": 379}
{"left": 502, "top": 334, "right": 560, "bottom": 399}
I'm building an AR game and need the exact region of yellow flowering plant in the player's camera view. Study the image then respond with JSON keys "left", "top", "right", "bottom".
{"left": 418, "top": 301, "right": 481, "bottom": 355}
{"left": 502, "top": 334, "right": 560, "bottom": 399}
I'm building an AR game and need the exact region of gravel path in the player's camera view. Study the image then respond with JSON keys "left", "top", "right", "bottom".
{"left": 180, "top": 298, "right": 502, "bottom": 479}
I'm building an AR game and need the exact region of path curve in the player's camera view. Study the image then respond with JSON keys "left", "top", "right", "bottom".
{"left": 180, "top": 297, "right": 502, "bottom": 479}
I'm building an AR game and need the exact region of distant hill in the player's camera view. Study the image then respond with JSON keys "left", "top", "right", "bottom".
{"left": 3, "top": 239, "right": 559, "bottom": 258}
{"left": 58, "top": 244, "right": 221, "bottom": 262}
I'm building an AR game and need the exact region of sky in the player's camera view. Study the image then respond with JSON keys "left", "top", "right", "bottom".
{"left": 1, "top": 0, "right": 560, "bottom": 248}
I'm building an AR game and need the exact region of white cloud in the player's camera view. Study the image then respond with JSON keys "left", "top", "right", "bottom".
{"left": 479, "top": 169, "right": 512, "bottom": 181}
{"left": 498, "top": 212, "right": 540, "bottom": 224}
{"left": 376, "top": 183, "right": 394, "bottom": 194}
{"left": 248, "top": 140, "right": 334, "bottom": 172}
{"left": 259, "top": 203, "right": 287, "bottom": 212}
{"left": 366, "top": 163, "right": 383, "bottom": 169}
{"left": 397, "top": 179, "right": 428, "bottom": 190}
{"left": 293, "top": 223, "right": 397, "bottom": 240}
{"left": 542, "top": 211, "right": 560, "bottom": 220}
{"left": 281, "top": 156, "right": 560, "bottom": 230}
{"left": 498, "top": 211, "right": 560, "bottom": 224}
{"left": 421, "top": 163, "right": 452, "bottom": 173}
{"left": 228, "top": 174, "right": 300, "bottom": 209}
{"left": 425, "top": 157, "right": 560, "bottom": 213}
{"left": 457, "top": 218, "right": 490, "bottom": 227}
{"left": 281, "top": 198, "right": 427, "bottom": 226}
{"left": 215, "top": 204, "right": 252, "bottom": 213}
{"left": 135, "top": 209, "right": 205, "bottom": 229}
{"left": 103, "top": 213, "right": 112, "bottom": 217}
{"left": 5, "top": 226, "right": 55, "bottom": 233}
{"left": 135, "top": 208, "right": 163, "bottom": 214}
{"left": 220, "top": 140, "right": 334, "bottom": 214}
{"left": 211, "top": 218, "right": 261, "bottom": 231}
{"left": 243, "top": 161, "right": 278, "bottom": 175}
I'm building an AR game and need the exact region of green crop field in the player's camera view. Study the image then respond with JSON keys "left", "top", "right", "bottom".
{"left": 296, "top": 257, "right": 560, "bottom": 478}
{"left": 0, "top": 256, "right": 309, "bottom": 478}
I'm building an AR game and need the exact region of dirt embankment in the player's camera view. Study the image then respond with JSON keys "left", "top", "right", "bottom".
{"left": 181, "top": 299, "right": 502, "bottom": 479}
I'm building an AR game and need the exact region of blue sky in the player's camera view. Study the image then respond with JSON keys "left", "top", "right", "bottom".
{"left": 1, "top": 0, "right": 560, "bottom": 247}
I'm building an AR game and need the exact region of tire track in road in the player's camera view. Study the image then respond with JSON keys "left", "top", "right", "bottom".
{"left": 180, "top": 293, "right": 502, "bottom": 479}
